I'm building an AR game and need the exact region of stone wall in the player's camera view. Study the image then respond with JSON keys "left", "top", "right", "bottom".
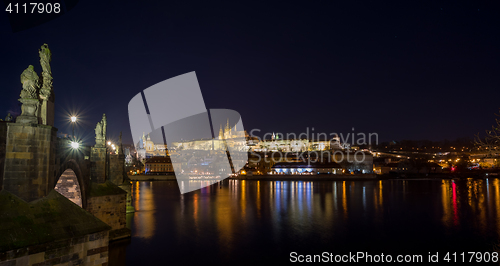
{"left": 0, "top": 122, "right": 8, "bottom": 191}
{"left": 0, "top": 231, "right": 109, "bottom": 266}
{"left": 2, "top": 123, "right": 57, "bottom": 202}
{"left": 87, "top": 194, "right": 126, "bottom": 231}
{"left": 90, "top": 147, "right": 107, "bottom": 183}
{"left": 86, "top": 181, "right": 130, "bottom": 240}
{"left": 108, "top": 154, "right": 126, "bottom": 186}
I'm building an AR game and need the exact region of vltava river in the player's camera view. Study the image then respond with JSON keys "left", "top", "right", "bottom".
{"left": 110, "top": 178, "right": 500, "bottom": 265}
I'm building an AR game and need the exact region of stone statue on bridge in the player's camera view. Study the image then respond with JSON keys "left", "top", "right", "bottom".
{"left": 20, "top": 65, "right": 39, "bottom": 99}
{"left": 39, "top": 43, "right": 54, "bottom": 126}
{"left": 94, "top": 113, "right": 107, "bottom": 147}
{"left": 4, "top": 113, "right": 12, "bottom": 121}
{"left": 39, "top": 44, "right": 52, "bottom": 76}
{"left": 102, "top": 114, "right": 107, "bottom": 140}
{"left": 17, "top": 65, "right": 41, "bottom": 124}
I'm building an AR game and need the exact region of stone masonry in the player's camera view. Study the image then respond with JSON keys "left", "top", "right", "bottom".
{"left": 2, "top": 123, "right": 57, "bottom": 202}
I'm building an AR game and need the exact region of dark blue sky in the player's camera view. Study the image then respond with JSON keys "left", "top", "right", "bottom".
{"left": 1, "top": 1, "right": 499, "bottom": 145}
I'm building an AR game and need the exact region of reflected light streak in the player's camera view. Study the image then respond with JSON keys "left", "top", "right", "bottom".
{"left": 133, "top": 182, "right": 156, "bottom": 239}
{"left": 342, "top": 181, "right": 347, "bottom": 217}
{"left": 452, "top": 181, "right": 459, "bottom": 226}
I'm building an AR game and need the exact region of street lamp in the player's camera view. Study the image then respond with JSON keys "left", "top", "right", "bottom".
{"left": 70, "top": 141, "right": 79, "bottom": 149}
{"left": 70, "top": 116, "right": 77, "bottom": 140}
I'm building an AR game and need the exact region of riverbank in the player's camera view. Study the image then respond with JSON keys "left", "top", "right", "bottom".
{"left": 128, "top": 174, "right": 377, "bottom": 181}
{"left": 377, "top": 172, "right": 496, "bottom": 179}
{"left": 128, "top": 175, "right": 176, "bottom": 181}
{"left": 128, "top": 172, "right": 497, "bottom": 181}
{"left": 231, "top": 174, "right": 377, "bottom": 180}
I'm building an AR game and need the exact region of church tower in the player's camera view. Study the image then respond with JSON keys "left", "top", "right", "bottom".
{"left": 219, "top": 125, "right": 224, "bottom": 140}
{"left": 225, "top": 119, "right": 232, "bottom": 139}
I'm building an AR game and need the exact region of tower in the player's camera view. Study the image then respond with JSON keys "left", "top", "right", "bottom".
{"left": 219, "top": 125, "right": 224, "bottom": 140}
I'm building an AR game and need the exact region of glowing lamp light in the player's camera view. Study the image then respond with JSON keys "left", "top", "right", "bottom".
{"left": 70, "top": 116, "right": 77, "bottom": 123}
{"left": 70, "top": 141, "right": 79, "bottom": 149}
{"left": 107, "top": 141, "right": 111, "bottom": 145}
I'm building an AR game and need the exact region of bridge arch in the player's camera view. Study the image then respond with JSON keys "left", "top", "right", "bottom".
{"left": 53, "top": 159, "right": 89, "bottom": 209}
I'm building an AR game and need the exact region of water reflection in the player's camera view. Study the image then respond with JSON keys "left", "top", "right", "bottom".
{"left": 440, "top": 178, "right": 500, "bottom": 233}
{"left": 133, "top": 181, "right": 156, "bottom": 239}
{"left": 122, "top": 178, "right": 500, "bottom": 265}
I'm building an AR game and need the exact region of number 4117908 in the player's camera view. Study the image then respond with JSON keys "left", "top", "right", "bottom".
{"left": 5, "top": 3, "right": 61, "bottom": 14}
{"left": 444, "top": 252, "right": 498, "bottom": 263}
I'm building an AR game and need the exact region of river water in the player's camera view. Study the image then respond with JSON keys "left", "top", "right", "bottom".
{"left": 109, "top": 178, "right": 500, "bottom": 265}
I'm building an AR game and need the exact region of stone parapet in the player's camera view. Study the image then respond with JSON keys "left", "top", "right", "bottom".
{"left": 87, "top": 181, "right": 131, "bottom": 241}
{"left": 0, "top": 190, "right": 111, "bottom": 265}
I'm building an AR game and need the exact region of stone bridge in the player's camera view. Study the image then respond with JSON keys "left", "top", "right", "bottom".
{"left": 0, "top": 118, "right": 133, "bottom": 242}
{"left": 0, "top": 44, "right": 131, "bottom": 265}
{"left": 51, "top": 139, "right": 133, "bottom": 211}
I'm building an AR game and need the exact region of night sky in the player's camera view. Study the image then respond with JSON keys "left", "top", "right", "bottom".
{"left": 1, "top": 1, "right": 499, "bottom": 145}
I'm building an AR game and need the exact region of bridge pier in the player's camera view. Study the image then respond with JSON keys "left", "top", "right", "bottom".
{"left": 91, "top": 146, "right": 107, "bottom": 183}
{"left": 109, "top": 153, "right": 135, "bottom": 213}
{"left": 2, "top": 123, "right": 57, "bottom": 202}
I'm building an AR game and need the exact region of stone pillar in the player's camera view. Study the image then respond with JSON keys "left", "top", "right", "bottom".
{"left": 119, "top": 182, "right": 135, "bottom": 213}
{"left": 2, "top": 123, "right": 57, "bottom": 202}
{"left": 90, "top": 147, "right": 107, "bottom": 183}
{"left": 40, "top": 94, "right": 54, "bottom": 126}
{"left": 108, "top": 153, "right": 126, "bottom": 185}
{"left": 109, "top": 150, "right": 135, "bottom": 213}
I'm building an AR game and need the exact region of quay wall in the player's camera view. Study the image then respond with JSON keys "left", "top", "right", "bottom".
{"left": 0, "top": 231, "right": 109, "bottom": 266}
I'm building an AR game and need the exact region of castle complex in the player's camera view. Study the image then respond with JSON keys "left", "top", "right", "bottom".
{"left": 134, "top": 121, "right": 343, "bottom": 163}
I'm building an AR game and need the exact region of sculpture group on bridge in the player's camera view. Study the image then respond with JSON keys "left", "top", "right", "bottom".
{"left": 0, "top": 44, "right": 133, "bottom": 265}
{"left": 16, "top": 43, "right": 55, "bottom": 125}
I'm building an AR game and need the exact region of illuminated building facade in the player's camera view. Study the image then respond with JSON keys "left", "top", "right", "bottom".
{"left": 145, "top": 157, "right": 174, "bottom": 174}
{"left": 248, "top": 133, "right": 342, "bottom": 152}
{"left": 271, "top": 162, "right": 343, "bottom": 175}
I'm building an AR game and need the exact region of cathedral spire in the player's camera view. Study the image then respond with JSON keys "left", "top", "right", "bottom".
{"left": 219, "top": 125, "right": 224, "bottom": 139}
{"left": 224, "top": 119, "right": 232, "bottom": 138}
